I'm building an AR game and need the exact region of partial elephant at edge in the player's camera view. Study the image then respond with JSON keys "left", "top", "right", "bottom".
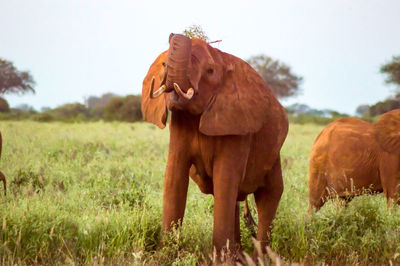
{"left": 308, "top": 109, "right": 400, "bottom": 212}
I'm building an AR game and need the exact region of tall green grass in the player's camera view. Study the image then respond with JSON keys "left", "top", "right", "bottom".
{"left": 0, "top": 121, "right": 399, "bottom": 264}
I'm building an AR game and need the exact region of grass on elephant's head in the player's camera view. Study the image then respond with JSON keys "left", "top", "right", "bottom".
{"left": 0, "top": 121, "right": 400, "bottom": 265}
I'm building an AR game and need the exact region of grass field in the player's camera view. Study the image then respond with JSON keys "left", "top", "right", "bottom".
{"left": 0, "top": 121, "right": 400, "bottom": 265}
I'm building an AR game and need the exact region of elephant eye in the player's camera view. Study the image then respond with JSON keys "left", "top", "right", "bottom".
{"left": 162, "top": 62, "right": 166, "bottom": 67}
{"left": 207, "top": 68, "right": 214, "bottom": 75}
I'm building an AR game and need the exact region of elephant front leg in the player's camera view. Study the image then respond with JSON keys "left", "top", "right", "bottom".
{"left": 254, "top": 157, "right": 283, "bottom": 254}
{"left": 212, "top": 173, "right": 240, "bottom": 254}
{"left": 162, "top": 149, "right": 191, "bottom": 232}
{"left": 212, "top": 136, "right": 250, "bottom": 254}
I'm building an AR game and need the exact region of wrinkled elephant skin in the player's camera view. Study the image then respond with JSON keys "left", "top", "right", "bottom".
{"left": 141, "top": 34, "right": 288, "bottom": 253}
{"left": 308, "top": 110, "right": 400, "bottom": 212}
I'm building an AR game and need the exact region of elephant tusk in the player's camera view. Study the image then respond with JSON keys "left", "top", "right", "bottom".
{"left": 152, "top": 85, "right": 166, "bottom": 98}
{"left": 173, "top": 83, "right": 194, "bottom": 100}
{"left": 149, "top": 76, "right": 167, "bottom": 99}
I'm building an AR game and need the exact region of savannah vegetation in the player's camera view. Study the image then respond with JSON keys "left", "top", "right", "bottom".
{"left": 1, "top": 25, "right": 400, "bottom": 265}
{"left": 1, "top": 121, "right": 400, "bottom": 265}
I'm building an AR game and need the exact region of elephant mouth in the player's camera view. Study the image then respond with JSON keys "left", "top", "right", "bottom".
{"left": 149, "top": 76, "right": 195, "bottom": 101}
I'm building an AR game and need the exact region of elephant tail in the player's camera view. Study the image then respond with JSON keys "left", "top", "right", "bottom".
{"left": 374, "top": 109, "right": 400, "bottom": 155}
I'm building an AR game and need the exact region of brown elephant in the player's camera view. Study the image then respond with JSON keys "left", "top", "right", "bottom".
{"left": 141, "top": 34, "right": 288, "bottom": 253}
{"left": 308, "top": 109, "right": 400, "bottom": 212}
{"left": 0, "top": 131, "right": 6, "bottom": 195}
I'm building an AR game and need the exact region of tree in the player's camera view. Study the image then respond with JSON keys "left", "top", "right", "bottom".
{"left": 355, "top": 104, "right": 370, "bottom": 117}
{"left": 381, "top": 56, "right": 400, "bottom": 91}
{"left": 369, "top": 99, "right": 400, "bottom": 117}
{"left": 0, "top": 58, "right": 35, "bottom": 95}
{"left": 247, "top": 55, "right": 303, "bottom": 99}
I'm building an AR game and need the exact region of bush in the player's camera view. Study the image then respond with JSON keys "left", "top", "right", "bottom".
{"left": 0, "top": 95, "right": 144, "bottom": 123}
{"left": 51, "top": 103, "right": 88, "bottom": 121}
{"left": 104, "top": 95, "right": 142, "bottom": 122}
{"left": 289, "top": 115, "right": 336, "bottom": 125}
{"left": 31, "top": 112, "right": 55, "bottom": 122}
{"left": 87, "top": 106, "right": 105, "bottom": 120}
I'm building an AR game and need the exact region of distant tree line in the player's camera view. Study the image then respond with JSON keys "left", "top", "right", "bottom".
{"left": 0, "top": 93, "right": 143, "bottom": 123}
{"left": 3, "top": 26, "right": 397, "bottom": 125}
{"left": 356, "top": 56, "right": 400, "bottom": 117}
{"left": 0, "top": 56, "right": 143, "bottom": 123}
{"left": 285, "top": 103, "right": 350, "bottom": 125}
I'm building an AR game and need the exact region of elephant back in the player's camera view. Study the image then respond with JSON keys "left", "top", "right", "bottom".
{"left": 374, "top": 109, "right": 400, "bottom": 155}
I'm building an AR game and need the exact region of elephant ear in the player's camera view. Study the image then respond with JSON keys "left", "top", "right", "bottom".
{"left": 141, "top": 51, "right": 168, "bottom": 129}
{"left": 199, "top": 53, "right": 274, "bottom": 136}
{"left": 374, "top": 109, "right": 400, "bottom": 155}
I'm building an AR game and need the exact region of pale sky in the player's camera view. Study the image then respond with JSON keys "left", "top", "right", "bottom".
{"left": 1, "top": 0, "right": 399, "bottom": 114}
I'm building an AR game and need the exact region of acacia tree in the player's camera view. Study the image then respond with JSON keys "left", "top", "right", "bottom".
{"left": 247, "top": 55, "right": 303, "bottom": 99}
{"left": 0, "top": 58, "right": 35, "bottom": 95}
{"left": 381, "top": 56, "right": 400, "bottom": 91}
{"left": 355, "top": 104, "right": 370, "bottom": 117}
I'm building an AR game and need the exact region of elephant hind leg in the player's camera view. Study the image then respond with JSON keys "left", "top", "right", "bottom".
{"left": 254, "top": 158, "right": 283, "bottom": 255}
{"left": 243, "top": 197, "right": 257, "bottom": 237}
{"left": 234, "top": 201, "right": 241, "bottom": 249}
{"left": 0, "top": 171, "right": 6, "bottom": 196}
{"left": 379, "top": 153, "right": 400, "bottom": 207}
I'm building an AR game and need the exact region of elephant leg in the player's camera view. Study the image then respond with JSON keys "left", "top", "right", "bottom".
{"left": 161, "top": 149, "right": 191, "bottom": 232}
{"left": 380, "top": 153, "right": 400, "bottom": 207}
{"left": 0, "top": 171, "right": 5, "bottom": 196}
{"left": 212, "top": 136, "right": 250, "bottom": 254}
{"left": 212, "top": 172, "right": 240, "bottom": 253}
{"left": 234, "top": 201, "right": 241, "bottom": 248}
{"left": 244, "top": 197, "right": 257, "bottom": 230}
{"left": 254, "top": 158, "right": 283, "bottom": 254}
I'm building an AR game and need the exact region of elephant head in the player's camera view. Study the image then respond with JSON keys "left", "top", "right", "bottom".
{"left": 142, "top": 34, "right": 273, "bottom": 136}
{"left": 374, "top": 109, "right": 400, "bottom": 155}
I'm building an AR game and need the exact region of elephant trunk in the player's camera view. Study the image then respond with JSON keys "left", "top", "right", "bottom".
{"left": 166, "top": 34, "right": 193, "bottom": 99}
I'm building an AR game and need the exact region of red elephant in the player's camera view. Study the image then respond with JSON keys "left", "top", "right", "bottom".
{"left": 308, "top": 110, "right": 400, "bottom": 212}
{"left": 141, "top": 34, "right": 288, "bottom": 252}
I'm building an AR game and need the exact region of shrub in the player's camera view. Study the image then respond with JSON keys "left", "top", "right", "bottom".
{"left": 31, "top": 112, "right": 55, "bottom": 122}
{"left": 51, "top": 103, "right": 88, "bottom": 121}
{"left": 104, "top": 95, "right": 142, "bottom": 122}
